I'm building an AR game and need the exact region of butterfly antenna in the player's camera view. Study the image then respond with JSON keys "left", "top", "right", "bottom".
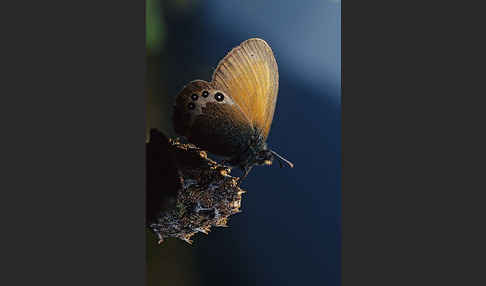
{"left": 270, "top": 150, "right": 294, "bottom": 168}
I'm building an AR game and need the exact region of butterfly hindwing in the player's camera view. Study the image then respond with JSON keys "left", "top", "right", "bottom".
{"left": 212, "top": 38, "right": 279, "bottom": 139}
{"left": 173, "top": 80, "right": 254, "bottom": 158}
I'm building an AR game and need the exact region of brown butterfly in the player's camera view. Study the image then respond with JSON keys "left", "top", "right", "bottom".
{"left": 172, "top": 38, "right": 293, "bottom": 180}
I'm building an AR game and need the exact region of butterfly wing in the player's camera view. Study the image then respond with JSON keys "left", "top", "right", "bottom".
{"left": 212, "top": 38, "right": 279, "bottom": 139}
{"left": 173, "top": 80, "right": 254, "bottom": 158}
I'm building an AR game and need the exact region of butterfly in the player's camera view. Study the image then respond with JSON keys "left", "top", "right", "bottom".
{"left": 172, "top": 38, "right": 293, "bottom": 180}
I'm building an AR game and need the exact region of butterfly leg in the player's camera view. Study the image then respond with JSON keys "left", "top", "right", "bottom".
{"left": 238, "top": 166, "right": 253, "bottom": 185}
{"left": 221, "top": 159, "right": 230, "bottom": 167}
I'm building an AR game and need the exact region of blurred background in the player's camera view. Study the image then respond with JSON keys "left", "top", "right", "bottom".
{"left": 146, "top": 0, "right": 341, "bottom": 285}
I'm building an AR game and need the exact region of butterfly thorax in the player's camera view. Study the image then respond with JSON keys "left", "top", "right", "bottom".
{"left": 228, "top": 131, "right": 273, "bottom": 171}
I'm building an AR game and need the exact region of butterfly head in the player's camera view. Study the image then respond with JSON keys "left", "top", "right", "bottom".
{"left": 255, "top": 149, "right": 274, "bottom": 167}
{"left": 234, "top": 143, "right": 294, "bottom": 182}
{"left": 236, "top": 135, "right": 294, "bottom": 173}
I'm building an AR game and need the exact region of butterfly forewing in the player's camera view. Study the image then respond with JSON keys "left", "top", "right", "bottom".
{"left": 212, "top": 38, "right": 279, "bottom": 139}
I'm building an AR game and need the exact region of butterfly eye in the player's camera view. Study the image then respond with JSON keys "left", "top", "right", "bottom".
{"left": 188, "top": 102, "right": 196, "bottom": 110}
{"left": 214, "top": 92, "right": 224, "bottom": 102}
{"left": 202, "top": 91, "right": 209, "bottom": 98}
{"left": 191, "top": 94, "right": 198, "bottom": 101}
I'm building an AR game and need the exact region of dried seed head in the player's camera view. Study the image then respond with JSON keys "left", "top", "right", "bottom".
{"left": 147, "top": 129, "right": 246, "bottom": 245}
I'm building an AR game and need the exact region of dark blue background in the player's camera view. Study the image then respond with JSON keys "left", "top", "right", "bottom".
{"left": 148, "top": 1, "right": 341, "bottom": 285}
